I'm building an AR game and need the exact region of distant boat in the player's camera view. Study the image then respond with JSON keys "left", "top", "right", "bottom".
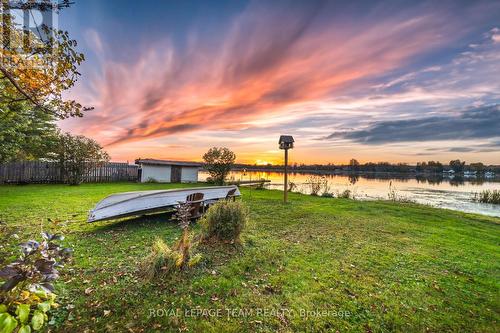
{"left": 485, "top": 171, "right": 495, "bottom": 178}
{"left": 88, "top": 185, "right": 240, "bottom": 222}
{"left": 464, "top": 170, "right": 477, "bottom": 177}
{"left": 442, "top": 169, "right": 455, "bottom": 178}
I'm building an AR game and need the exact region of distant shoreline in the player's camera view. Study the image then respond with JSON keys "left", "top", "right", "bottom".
{"left": 226, "top": 167, "right": 499, "bottom": 180}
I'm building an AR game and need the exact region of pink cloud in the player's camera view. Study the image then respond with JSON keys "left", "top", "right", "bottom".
{"left": 61, "top": 2, "right": 473, "bottom": 152}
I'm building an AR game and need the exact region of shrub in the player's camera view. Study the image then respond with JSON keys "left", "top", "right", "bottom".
{"left": 337, "top": 189, "right": 352, "bottom": 199}
{"left": 472, "top": 189, "right": 500, "bottom": 204}
{"left": 306, "top": 175, "right": 324, "bottom": 196}
{"left": 0, "top": 232, "right": 72, "bottom": 333}
{"left": 145, "top": 177, "right": 158, "bottom": 183}
{"left": 201, "top": 200, "right": 248, "bottom": 243}
{"left": 321, "top": 192, "right": 334, "bottom": 198}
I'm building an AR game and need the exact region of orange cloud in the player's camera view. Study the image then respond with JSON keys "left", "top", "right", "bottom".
{"left": 62, "top": 1, "right": 474, "bottom": 154}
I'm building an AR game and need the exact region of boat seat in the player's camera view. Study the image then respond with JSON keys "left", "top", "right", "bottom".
{"left": 186, "top": 192, "right": 204, "bottom": 219}
{"left": 226, "top": 188, "right": 237, "bottom": 201}
{"left": 204, "top": 188, "right": 238, "bottom": 207}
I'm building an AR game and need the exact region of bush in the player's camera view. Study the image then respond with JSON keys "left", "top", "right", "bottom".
{"left": 201, "top": 200, "right": 248, "bottom": 243}
{"left": 337, "top": 189, "right": 352, "bottom": 199}
{"left": 306, "top": 175, "right": 324, "bottom": 196}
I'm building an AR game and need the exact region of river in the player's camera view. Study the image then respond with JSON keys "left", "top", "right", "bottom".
{"left": 200, "top": 170, "right": 500, "bottom": 217}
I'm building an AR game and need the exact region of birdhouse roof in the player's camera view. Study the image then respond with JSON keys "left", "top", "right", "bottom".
{"left": 278, "top": 135, "right": 295, "bottom": 144}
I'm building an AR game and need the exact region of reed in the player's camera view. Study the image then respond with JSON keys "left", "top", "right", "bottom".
{"left": 472, "top": 190, "right": 500, "bottom": 204}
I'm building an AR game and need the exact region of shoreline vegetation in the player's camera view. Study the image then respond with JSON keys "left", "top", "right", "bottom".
{"left": 231, "top": 158, "right": 500, "bottom": 176}
{"left": 0, "top": 183, "right": 498, "bottom": 332}
{"left": 232, "top": 166, "right": 499, "bottom": 178}
{"left": 473, "top": 189, "right": 500, "bottom": 204}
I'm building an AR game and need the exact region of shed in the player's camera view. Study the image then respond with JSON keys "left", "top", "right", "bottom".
{"left": 135, "top": 159, "right": 202, "bottom": 183}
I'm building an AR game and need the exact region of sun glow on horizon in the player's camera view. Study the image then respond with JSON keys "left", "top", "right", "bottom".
{"left": 59, "top": 1, "right": 500, "bottom": 164}
{"left": 255, "top": 159, "right": 275, "bottom": 166}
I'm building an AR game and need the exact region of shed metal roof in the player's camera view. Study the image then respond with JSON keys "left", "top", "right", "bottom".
{"left": 135, "top": 159, "right": 202, "bottom": 167}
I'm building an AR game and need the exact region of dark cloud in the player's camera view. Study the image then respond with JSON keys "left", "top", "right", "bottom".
{"left": 448, "top": 147, "right": 475, "bottom": 152}
{"left": 325, "top": 105, "right": 500, "bottom": 144}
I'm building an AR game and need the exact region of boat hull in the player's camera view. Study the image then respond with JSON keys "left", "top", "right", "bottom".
{"left": 88, "top": 186, "right": 240, "bottom": 222}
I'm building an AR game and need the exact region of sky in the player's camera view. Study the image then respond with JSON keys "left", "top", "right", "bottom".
{"left": 57, "top": 0, "right": 500, "bottom": 165}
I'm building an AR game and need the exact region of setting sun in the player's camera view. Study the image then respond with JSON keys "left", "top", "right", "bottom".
{"left": 254, "top": 160, "right": 274, "bottom": 166}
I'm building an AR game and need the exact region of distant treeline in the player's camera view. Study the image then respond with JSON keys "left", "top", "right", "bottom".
{"left": 233, "top": 159, "right": 499, "bottom": 174}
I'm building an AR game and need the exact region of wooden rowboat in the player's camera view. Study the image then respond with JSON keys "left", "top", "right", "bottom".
{"left": 87, "top": 185, "right": 240, "bottom": 222}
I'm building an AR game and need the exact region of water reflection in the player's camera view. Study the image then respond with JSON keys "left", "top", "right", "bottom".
{"left": 348, "top": 174, "right": 358, "bottom": 185}
{"left": 200, "top": 170, "right": 500, "bottom": 217}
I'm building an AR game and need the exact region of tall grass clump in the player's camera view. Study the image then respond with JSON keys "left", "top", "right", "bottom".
{"left": 139, "top": 202, "right": 201, "bottom": 280}
{"left": 139, "top": 238, "right": 178, "bottom": 280}
{"left": 472, "top": 189, "right": 500, "bottom": 204}
{"left": 201, "top": 200, "right": 248, "bottom": 243}
{"left": 387, "top": 181, "right": 414, "bottom": 203}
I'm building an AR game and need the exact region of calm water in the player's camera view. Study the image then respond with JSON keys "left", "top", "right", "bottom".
{"left": 200, "top": 170, "right": 500, "bottom": 217}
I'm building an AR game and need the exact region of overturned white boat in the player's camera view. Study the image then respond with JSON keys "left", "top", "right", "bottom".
{"left": 88, "top": 185, "right": 240, "bottom": 222}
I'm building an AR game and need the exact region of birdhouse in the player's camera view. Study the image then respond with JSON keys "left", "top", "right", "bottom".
{"left": 279, "top": 135, "right": 294, "bottom": 150}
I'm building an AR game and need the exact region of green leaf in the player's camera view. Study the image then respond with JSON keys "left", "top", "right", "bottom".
{"left": 15, "top": 304, "right": 30, "bottom": 324}
{"left": 30, "top": 310, "right": 44, "bottom": 331}
{"left": 0, "top": 305, "right": 7, "bottom": 313}
{"left": 0, "top": 313, "right": 18, "bottom": 333}
{"left": 18, "top": 325, "right": 32, "bottom": 333}
{"left": 37, "top": 302, "right": 50, "bottom": 314}
{"left": 33, "top": 291, "right": 47, "bottom": 300}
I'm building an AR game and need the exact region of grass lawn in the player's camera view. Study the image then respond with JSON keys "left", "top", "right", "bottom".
{"left": 0, "top": 182, "right": 499, "bottom": 332}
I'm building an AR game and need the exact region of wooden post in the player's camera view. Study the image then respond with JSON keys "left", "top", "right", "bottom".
{"left": 284, "top": 148, "right": 288, "bottom": 203}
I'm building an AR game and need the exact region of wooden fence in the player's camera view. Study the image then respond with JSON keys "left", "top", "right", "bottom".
{"left": 0, "top": 161, "right": 138, "bottom": 184}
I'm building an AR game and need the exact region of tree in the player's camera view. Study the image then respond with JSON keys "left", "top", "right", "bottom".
{"left": 202, "top": 147, "right": 236, "bottom": 185}
{"left": 469, "top": 162, "right": 485, "bottom": 172}
{"left": 349, "top": 158, "right": 359, "bottom": 171}
{"left": 0, "top": 1, "right": 90, "bottom": 118}
{"left": 0, "top": 102, "right": 58, "bottom": 162}
{"left": 449, "top": 159, "right": 466, "bottom": 173}
{"left": 51, "top": 132, "right": 110, "bottom": 185}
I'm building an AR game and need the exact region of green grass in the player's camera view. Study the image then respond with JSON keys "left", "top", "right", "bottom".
{"left": 0, "top": 183, "right": 499, "bottom": 332}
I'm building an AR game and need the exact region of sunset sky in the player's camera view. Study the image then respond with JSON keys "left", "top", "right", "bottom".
{"left": 58, "top": 0, "right": 500, "bottom": 165}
